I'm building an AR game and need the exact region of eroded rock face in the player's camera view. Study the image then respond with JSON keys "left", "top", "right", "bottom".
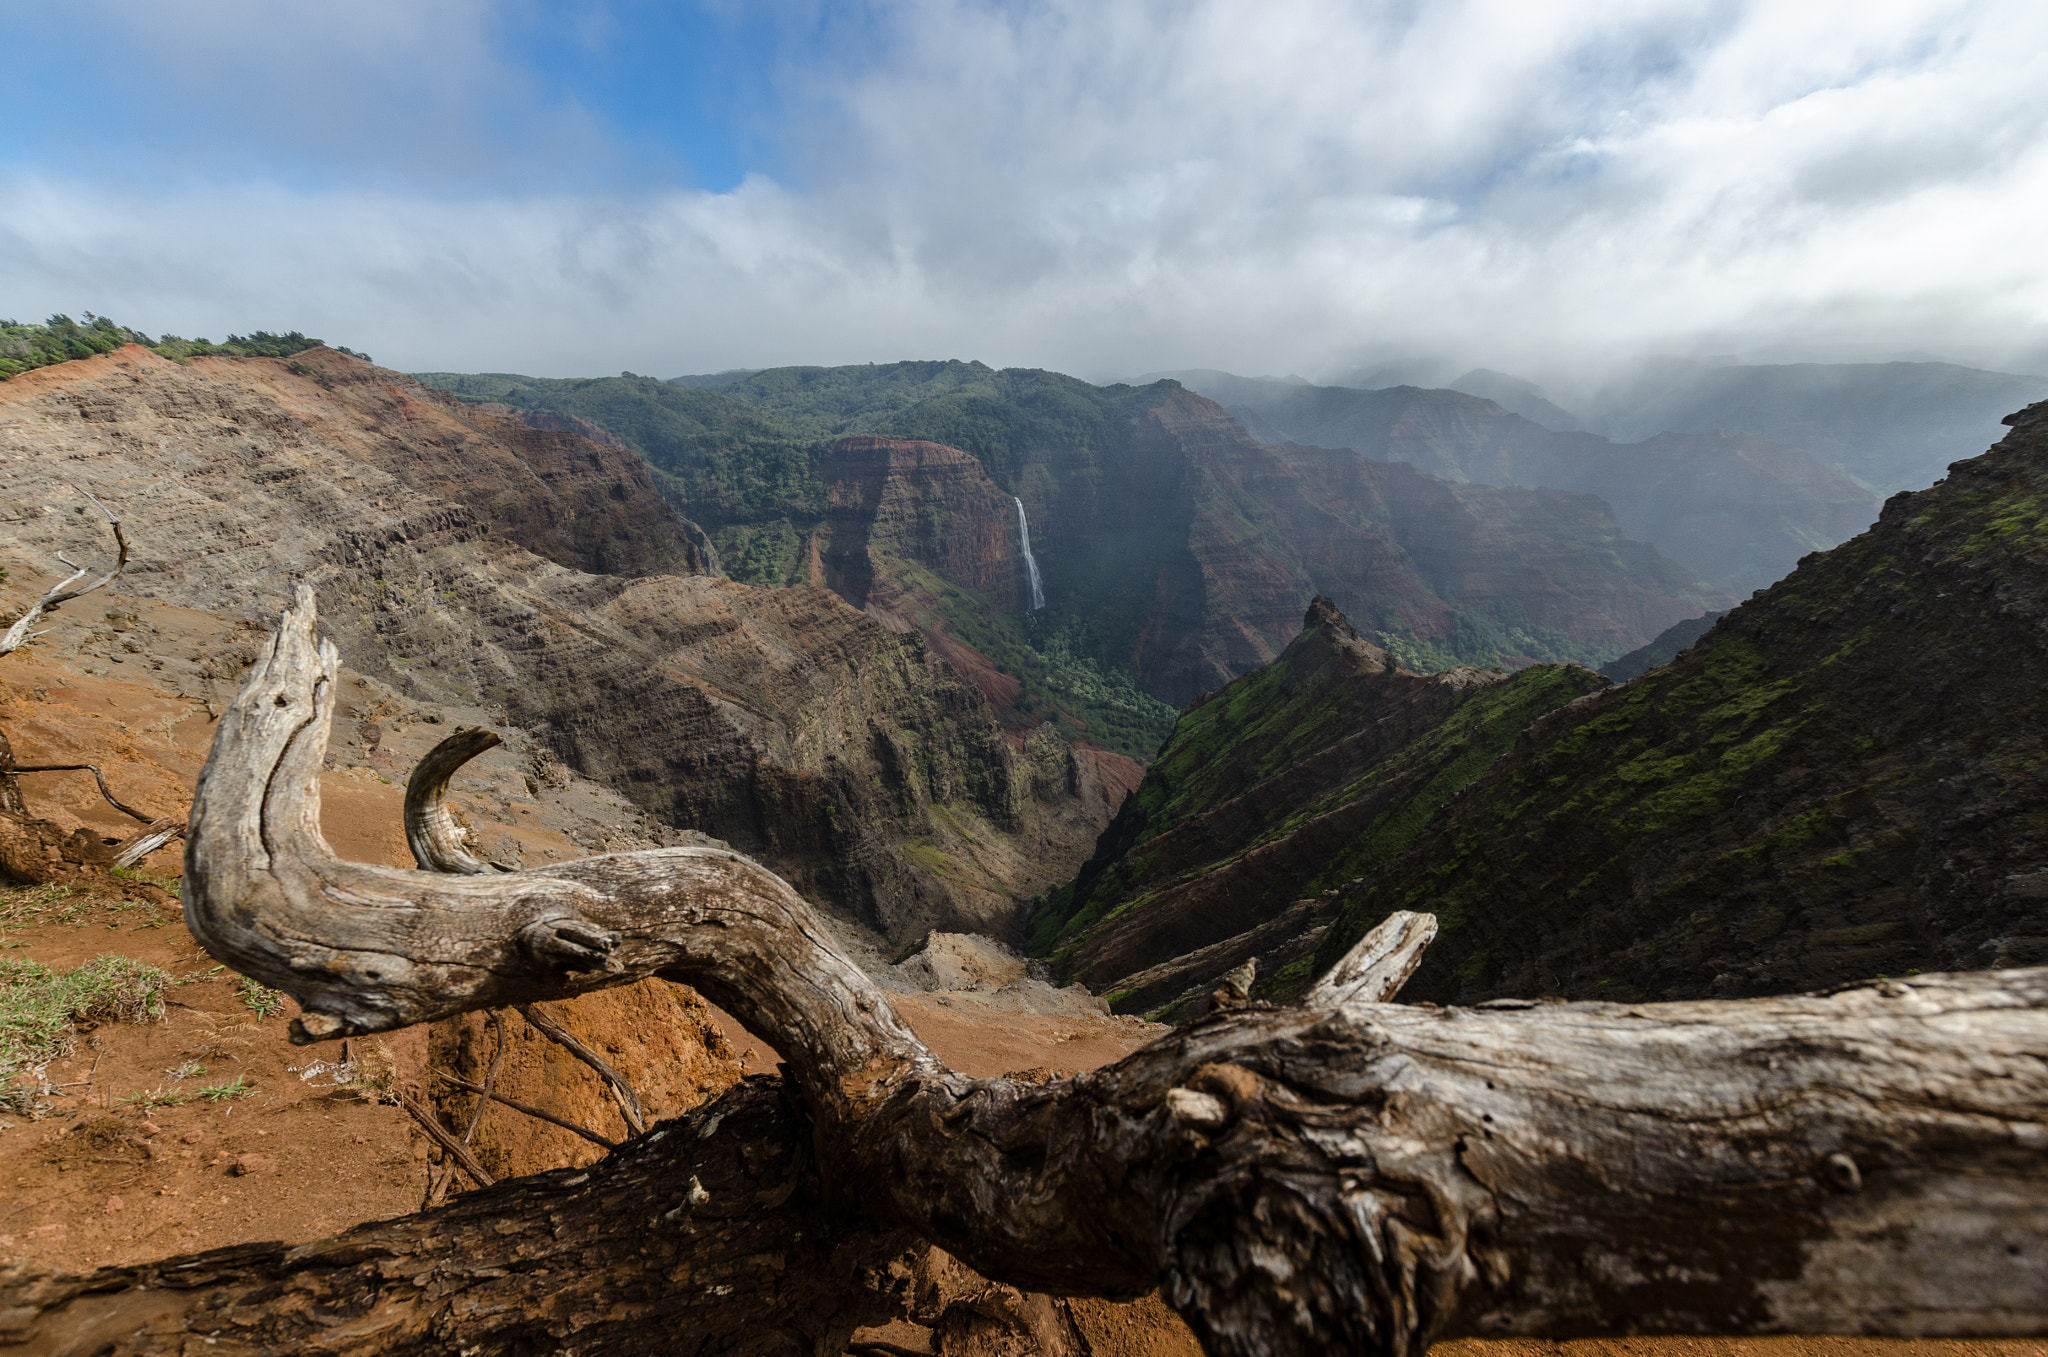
{"left": 0, "top": 347, "right": 1127, "bottom": 946}
{"left": 1119, "top": 391, "right": 1725, "bottom": 702}
{"left": 812, "top": 436, "right": 1025, "bottom": 614}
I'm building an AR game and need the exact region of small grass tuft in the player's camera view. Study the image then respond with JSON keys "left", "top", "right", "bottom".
{"left": 1, "top": 954, "right": 173, "bottom": 1080}
{"left": 196, "top": 1074, "right": 254, "bottom": 1102}
{"left": 121, "top": 1087, "right": 190, "bottom": 1110}
{"left": 236, "top": 977, "right": 286, "bottom": 1019}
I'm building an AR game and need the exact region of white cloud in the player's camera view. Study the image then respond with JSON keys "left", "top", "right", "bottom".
{"left": 3, "top": 0, "right": 2045, "bottom": 380}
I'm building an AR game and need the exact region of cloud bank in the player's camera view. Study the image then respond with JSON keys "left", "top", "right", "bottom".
{"left": 3, "top": 0, "right": 2045, "bottom": 381}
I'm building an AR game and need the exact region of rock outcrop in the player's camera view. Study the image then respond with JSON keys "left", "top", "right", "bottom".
{"left": 810, "top": 435, "right": 1026, "bottom": 614}
{"left": 0, "top": 346, "right": 1128, "bottom": 948}
{"left": 1317, "top": 399, "right": 2048, "bottom": 1002}
{"left": 1031, "top": 596, "right": 1606, "bottom": 1014}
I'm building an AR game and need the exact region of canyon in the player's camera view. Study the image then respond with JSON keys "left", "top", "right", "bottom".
{"left": 1053, "top": 394, "right": 2048, "bottom": 1016}
{"left": 419, "top": 361, "right": 1725, "bottom": 717}
{"left": 1162, "top": 369, "right": 1881, "bottom": 596}
{"left": 0, "top": 346, "right": 1128, "bottom": 952}
{"left": 3, "top": 340, "right": 2044, "bottom": 1355}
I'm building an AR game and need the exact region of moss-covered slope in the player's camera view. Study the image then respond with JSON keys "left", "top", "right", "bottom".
{"left": 1030, "top": 597, "right": 1605, "bottom": 1014}
{"left": 1319, "top": 399, "right": 2048, "bottom": 1002}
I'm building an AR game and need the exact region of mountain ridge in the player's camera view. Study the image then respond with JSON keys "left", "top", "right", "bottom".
{"left": 1316, "top": 397, "right": 2048, "bottom": 1001}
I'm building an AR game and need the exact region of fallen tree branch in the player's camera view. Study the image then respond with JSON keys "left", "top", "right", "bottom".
{"left": 393, "top": 1087, "right": 494, "bottom": 1192}
{"left": 7, "top": 587, "right": 2038, "bottom": 1355}
{"left": 402, "top": 726, "right": 513, "bottom": 874}
{"left": 0, "top": 1080, "right": 913, "bottom": 1354}
{"left": 431, "top": 1066, "right": 620, "bottom": 1150}
{"left": 109, "top": 817, "right": 184, "bottom": 870}
{"left": 1, "top": 762, "right": 158, "bottom": 823}
{"left": 0, "top": 489, "right": 128, "bottom": 659}
{"left": 513, "top": 1002, "right": 647, "bottom": 1137}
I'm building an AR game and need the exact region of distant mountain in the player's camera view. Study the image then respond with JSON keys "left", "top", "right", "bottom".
{"left": 2, "top": 346, "right": 1129, "bottom": 951}
{"left": 1597, "top": 610, "right": 1724, "bottom": 681}
{"left": 1046, "top": 396, "right": 2048, "bottom": 1016}
{"left": 1587, "top": 360, "right": 2048, "bottom": 497}
{"left": 1317, "top": 396, "right": 2048, "bottom": 1002}
{"left": 1446, "top": 368, "right": 1586, "bottom": 431}
{"left": 417, "top": 363, "right": 1722, "bottom": 732}
{"left": 1158, "top": 370, "right": 1875, "bottom": 595}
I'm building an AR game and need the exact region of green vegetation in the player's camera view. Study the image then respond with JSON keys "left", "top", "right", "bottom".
{"left": 0, "top": 314, "right": 151, "bottom": 378}
{"left": 1, "top": 312, "right": 366, "bottom": 381}
{"left": 1, "top": 954, "right": 171, "bottom": 1079}
{"left": 237, "top": 976, "right": 286, "bottom": 1019}
{"left": 121, "top": 1087, "right": 191, "bottom": 1110}
{"left": 1306, "top": 411, "right": 2048, "bottom": 1002}
{"left": 1027, "top": 607, "right": 1605, "bottom": 963}
{"left": 197, "top": 1074, "right": 255, "bottom": 1102}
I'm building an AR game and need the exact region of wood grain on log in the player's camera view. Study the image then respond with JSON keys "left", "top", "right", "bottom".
{"left": 401, "top": 726, "right": 511, "bottom": 874}
{"left": 7, "top": 586, "right": 2039, "bottom": 1355}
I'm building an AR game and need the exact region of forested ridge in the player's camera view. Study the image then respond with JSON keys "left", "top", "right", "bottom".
{"left": 0, "top": 312, "right": 368, "bottom": 380}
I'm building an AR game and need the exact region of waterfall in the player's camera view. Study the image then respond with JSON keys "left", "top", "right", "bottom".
{"left": 1013, "top": 496, "right": 1046, "bottom": 612}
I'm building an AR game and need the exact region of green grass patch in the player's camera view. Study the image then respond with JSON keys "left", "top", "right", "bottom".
{"left": 197, "top": 1074, "right": 255, "bottom": 1102}
{"left": 120, "top": 1087, "right": 190, "bottom": 1111}
{"left": 2, "top": 955, "right": 172, "bottom": 1079}
{"left": 237, "top": 977, "right": 287, "bottom": 1020}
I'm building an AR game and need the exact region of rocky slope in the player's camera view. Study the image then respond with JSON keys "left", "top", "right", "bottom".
{"left": 420, "top": 363, "right": 1723, "bottom": 718}
{"left": 1030, "top": 597, "right": 1606, "bottom": 1017}
{"left": 0, "top": 346, "right": 1128, "bottom": 948}
{"left": 1315, "top": 399, "right": 2048, "bottom": 1003}
{"left": 1163, "top": 370, "right": 1877, "bottom": 595}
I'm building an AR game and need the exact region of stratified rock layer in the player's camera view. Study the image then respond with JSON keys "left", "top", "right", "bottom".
{"left": 0, "top": 346, "right": 1126, "bottom": 946}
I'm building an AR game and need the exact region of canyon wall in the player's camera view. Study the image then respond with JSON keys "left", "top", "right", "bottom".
{"left": 0, "top": 346, "right": 1126, "bottom": 947}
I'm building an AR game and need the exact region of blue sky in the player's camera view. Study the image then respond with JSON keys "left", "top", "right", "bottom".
{"left": 3, "top": 1, "right": 2045, "bottom": 384}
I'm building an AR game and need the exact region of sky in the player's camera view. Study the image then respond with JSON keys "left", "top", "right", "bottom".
{"left": 3, "top": 0, "right": 2047, "bottom": 385}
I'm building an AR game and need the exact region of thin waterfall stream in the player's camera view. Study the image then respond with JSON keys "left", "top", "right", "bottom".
{"left": 1014, "top": 496, "right": 1046, "bottom": 611}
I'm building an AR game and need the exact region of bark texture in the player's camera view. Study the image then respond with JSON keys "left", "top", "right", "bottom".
{"left": 4, "top": 588, "right": 2043, "bottom": 1355}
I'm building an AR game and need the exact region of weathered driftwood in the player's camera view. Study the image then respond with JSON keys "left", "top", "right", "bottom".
{"left": 3, "top": 587, "right": 2043, "bottom": 1355}
{"left": 401, "top": 726, "right": 512, "bottom": 874}
{"left": 109, "top": 817, "right": 186, "bottom": 870}
{"left": 0, "top": 489, "right": 127, "bottom": 659}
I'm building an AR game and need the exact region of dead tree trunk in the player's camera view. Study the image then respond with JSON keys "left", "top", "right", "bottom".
{"left": 2, "top": 587, "right": 2043, "bottom": 1355}
{"left": 0, "top": 492, "right": 182, "bottom": 885}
